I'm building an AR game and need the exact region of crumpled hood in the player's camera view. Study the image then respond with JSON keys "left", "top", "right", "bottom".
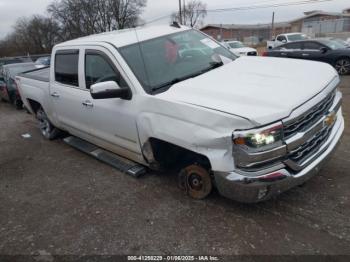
{"left": 157, "top": 56, "right": 339, "bottom": 125}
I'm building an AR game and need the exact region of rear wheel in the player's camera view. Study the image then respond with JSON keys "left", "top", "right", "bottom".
{"left": 36, "top": 107, "right": 60, "bottom": 140}
{"left": 178, "top": 165, "right": 213, "bottom": 200}
{"left": 13, "top": 98, "right": 23, "bottom": 110}
{"left": 335, "top": 58, "right": 350, "bottom": 75}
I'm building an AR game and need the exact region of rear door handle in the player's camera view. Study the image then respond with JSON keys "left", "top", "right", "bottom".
{"left": 51, "top": 92, "right": 60, "bottom": 98}
{"left": 302, "top": 53, "right": 310, "bottom": 57}
{"left": 82, "top": 100, "right": 94, "bottom": 108}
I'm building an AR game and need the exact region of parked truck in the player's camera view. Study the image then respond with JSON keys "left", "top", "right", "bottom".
{"left": 17, "top": 25, "right": 344, "bottom": 203}
{"left": 267, "top": 33, "right": 308, "bottom": 49}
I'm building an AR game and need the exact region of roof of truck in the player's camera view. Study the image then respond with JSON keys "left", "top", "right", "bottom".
{"left": 56, "top": 24, "right": 191, "bottom": 48}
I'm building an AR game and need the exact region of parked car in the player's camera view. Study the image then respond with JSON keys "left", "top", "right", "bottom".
{"left": 17, "top": 25, "right": 344, "bottom": 203}
{"left": 316, "top": 37, "right": 350, "bottom": 48}
{"left": 267, "top": 33, "right": 308, "bottom": 49}
{"left": 224, "top": 41, "right": 258, "bottom": 56}
{"left": 0, "top": 56, "right": 33, "bottom": 76}
{"left": 264, "top": 39, "right": 350, "bottom": 75}
{"left": 35, "top": 56, "right": 51, "bottom": 68}
{"left": 0, "top": 62, "right": 37, "bottom": 109}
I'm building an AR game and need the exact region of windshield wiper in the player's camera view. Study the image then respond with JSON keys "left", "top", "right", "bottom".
{"left": 151, "top": 61, "right": 224, "bottom": 93}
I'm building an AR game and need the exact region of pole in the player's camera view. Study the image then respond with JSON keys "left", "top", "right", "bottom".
{"left": 271, "top": 11, "right": 275, "bottom": 40}
{"left": 178, "top": 0, "right": 182, "bottom": 24}
{"left": 183, "top": 0, "right": 186, "bottom": 25}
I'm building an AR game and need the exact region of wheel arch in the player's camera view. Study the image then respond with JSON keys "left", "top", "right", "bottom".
{"left": 142, "top": 137, "right": 212, "bottom": 171}
{"left": 27, "top": 99, "right": 42, "bottom": 114}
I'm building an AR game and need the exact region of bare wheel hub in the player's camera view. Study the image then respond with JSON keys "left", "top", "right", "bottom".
{"left": 178, "top": 165, "right": 212, "bottom": 200}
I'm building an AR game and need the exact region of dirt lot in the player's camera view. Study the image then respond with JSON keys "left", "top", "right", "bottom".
{"left": 0, "top": 76, "right": 349, "bottom": 258}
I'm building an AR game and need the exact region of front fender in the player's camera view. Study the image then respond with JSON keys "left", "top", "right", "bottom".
{"left": 136, "top": 99, "right": 254, "bottom": 172}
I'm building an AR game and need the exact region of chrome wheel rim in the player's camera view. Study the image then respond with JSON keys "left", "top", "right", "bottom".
{"left": 37, "top": 111, "right": 50, "bottom": 137}
{"left": 335, "top": 59, "right": 350, "bottom": 75}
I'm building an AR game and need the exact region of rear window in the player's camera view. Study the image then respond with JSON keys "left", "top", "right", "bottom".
{"left": 55, "top": 50, "right": 79, "bottom": 86}
{"left": 279, "top": 42, "right": 303, "bottom": 50}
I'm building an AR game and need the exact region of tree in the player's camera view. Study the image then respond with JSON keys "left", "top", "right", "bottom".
{"left": 48, "top": 0, "right": 147, "bottom": 41}
{"left": 171, "top": 0, "right": 207, "bottom": 28}
{"left": 0, "top": 15, "right": 60, "bottom": 57}
{"left": 0, "top": 0, "right": 147, "bottom": 57}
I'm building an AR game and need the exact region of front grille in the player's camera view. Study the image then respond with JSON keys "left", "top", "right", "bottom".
{"left": 247, "top": 51, "right": 257, "bottom": 56}
{"left": 288, "top": 126, "right": 332, "bottom": 164}
{"left": 284, "top": 90, "right": 335, "bottom": 138}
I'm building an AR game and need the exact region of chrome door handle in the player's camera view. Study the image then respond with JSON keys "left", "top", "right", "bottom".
{"left": 51, "top": 92, "right": 60, "bottom": 98}
{"left": 82, "top": 100, "right": 94, "bottom": 108}
{"left": 302, "top": 53, "right": 310, "bottom": 57}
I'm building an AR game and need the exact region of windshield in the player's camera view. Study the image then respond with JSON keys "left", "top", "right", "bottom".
{"left": 119, "top": 29, "right": 236, "bottom": 94}
{"left": 318, "top": 39, "right": 347, "bottom": 50}
{"left": 287, "top": 34, "right": 307, "bottom": 41}
{"left": 228, "top": 42, "right": 245, "bottom": 48}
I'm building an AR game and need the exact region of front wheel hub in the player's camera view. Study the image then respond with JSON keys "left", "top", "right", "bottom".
{"left": 178, "top": 165, "right": 212, "bottom": 200}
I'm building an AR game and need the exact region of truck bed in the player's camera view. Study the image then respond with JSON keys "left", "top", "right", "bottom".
{"left": 16, "top": 67, "right": 51, "bottom": 115}
{"left": 19, "top": 67, "right": 50, "bottom": 82}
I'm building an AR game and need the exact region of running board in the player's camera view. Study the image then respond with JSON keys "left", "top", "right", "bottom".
{"left": 63, "top": 136, "right": 146, "bottom": 177}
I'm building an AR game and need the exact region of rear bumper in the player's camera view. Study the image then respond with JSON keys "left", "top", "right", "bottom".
{"left": 214, "top": 115, "right": 344, "bottom": 203}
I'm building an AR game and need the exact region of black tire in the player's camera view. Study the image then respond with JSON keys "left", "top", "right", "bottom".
{"left": 335, "top": 58, "right": 350, "bottom": 75}
{"left": 36, "top": 107, "right": 60, "bottom": 140}
{"left": 13, "top": 98, "right": 23, "bottom": 110}
{"left": 178, "top": 165, "right": 212, "bottom": 200}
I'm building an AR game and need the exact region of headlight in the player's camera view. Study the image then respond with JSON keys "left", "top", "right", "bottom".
{"left": 232, "top": 122, "right": 286, "bottom": 170}
{"left": 233, "top": 123, "right": 284, "bottom": 150}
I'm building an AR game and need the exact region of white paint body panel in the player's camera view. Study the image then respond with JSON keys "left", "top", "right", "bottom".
{"left": 17, "top": 26, "right": 339, "bottom": 173}
{"left": 229, "top": 47, "right": 257, "bottom": 56}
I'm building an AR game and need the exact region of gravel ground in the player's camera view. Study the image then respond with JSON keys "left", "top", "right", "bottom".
{"left": 0, "top": 75, "right": 349, "bottom": 258}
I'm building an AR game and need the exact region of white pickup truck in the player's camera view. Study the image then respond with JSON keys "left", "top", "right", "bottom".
{"left": 267, "top": 33, "right": 308, "bottom": 49}
{"left": 17, "top": 25, "right": 344, "bottom": 203}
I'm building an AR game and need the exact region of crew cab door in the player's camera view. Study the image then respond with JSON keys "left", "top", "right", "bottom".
{"left": 300, "top": 41, "right": 326, "bottom": 62}
{"left": 280, "top": 42, "right": 303, "bottom": 59}
{"left": 82, "top": 46, "right": 142, "bottom": 160}
{"left": 50, "top": 49, "right": 93, "bottom": 138}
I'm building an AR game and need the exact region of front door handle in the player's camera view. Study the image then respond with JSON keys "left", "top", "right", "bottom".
{"left": 82, "top": 100, "right": 94, "bottom": 108}
{"left": 51, "top": 92, "right": 60, "bottom": 98}
{"left": 302, "top": 53, "right": 310, "bottom": 57}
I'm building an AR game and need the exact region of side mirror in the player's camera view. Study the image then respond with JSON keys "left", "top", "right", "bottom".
{"left": 320, "top": 47, "right": 328, "bottom": 53}
{"left": 90, "top": 81, "right": 132, "bottom": 100}
{"left": 282, "top": 39, "right": 287, "bottom": 43}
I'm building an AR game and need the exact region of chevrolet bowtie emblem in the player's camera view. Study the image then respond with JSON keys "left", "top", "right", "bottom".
{"left": 324, "top": 111, "right": 337, "bottom": 127}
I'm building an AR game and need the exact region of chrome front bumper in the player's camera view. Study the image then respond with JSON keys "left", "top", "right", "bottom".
{"left": 214, "top": 113, "right": 344, "bottom": 203}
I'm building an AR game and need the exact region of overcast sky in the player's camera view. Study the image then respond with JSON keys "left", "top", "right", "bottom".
{"left": 0, "top": 0, "right": 349, "bottom": 39}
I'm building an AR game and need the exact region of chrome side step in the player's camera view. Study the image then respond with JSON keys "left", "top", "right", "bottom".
{"left": 63, "top": 136, "right": 146, "bottom": 177}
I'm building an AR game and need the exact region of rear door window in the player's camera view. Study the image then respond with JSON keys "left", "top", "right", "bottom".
{"left": 55, "top": 50, "right": 79, "bottom": 87}
{"left": 281, "top": 42, "right": 302, "bottom": 50}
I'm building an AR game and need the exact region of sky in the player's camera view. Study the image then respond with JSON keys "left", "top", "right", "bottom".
{"left": 0, "top": 0, "right": 349, "bottom": 39}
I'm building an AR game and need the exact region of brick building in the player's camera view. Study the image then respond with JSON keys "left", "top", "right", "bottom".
{"left": 201, "top": 8, "right": 350, "bottom": 43}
